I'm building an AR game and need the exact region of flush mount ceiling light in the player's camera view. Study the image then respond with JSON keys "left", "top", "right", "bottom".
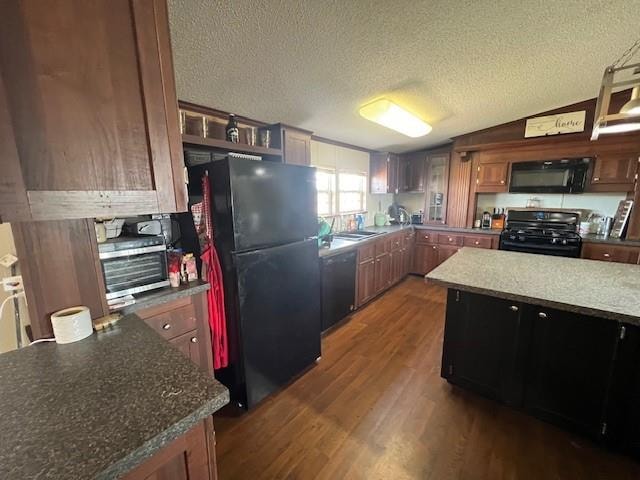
{"left": 592, "top": 37, "right": 640, "bottom": 140}
{"left": 359, "top": 99, "right": 432, "bottom": 138}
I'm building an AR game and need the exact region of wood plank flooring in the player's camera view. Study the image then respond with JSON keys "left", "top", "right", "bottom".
{"left": 214, "top": 276, "right": 640, "bottom": 480}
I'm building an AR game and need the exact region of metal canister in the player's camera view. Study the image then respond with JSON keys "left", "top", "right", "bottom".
{"left": 602, "top": 216, "right": 614, "bottom": 237}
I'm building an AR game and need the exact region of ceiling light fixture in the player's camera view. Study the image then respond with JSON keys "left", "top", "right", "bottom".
{"left": 592, "top": 37, "right": 640, "bottom": 140}
{"left": 359, "top": 99, "right": 432, "bottom": 138}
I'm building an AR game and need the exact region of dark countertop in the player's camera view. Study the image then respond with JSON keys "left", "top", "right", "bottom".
{"left": 426, "top": 247, "right": 640, "bottom": 326}
{"left": 118, "top": 280, "right": 210, "bottom": 315}
{"left": 0, "top": 313, "right": 229, "bottom": 480}
{"left": 318, "top": 224, "right": 414, "bottom": 258}
{"left": 414, "top": 225, "right": 501, "bottom": 236}
{"left": 581, "top": 233, "right": 640, "bottom": 248}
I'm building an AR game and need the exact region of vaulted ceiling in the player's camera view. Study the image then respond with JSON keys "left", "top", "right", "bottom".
{"left": 167, "top": 0, "right": 640, "bottom": 152}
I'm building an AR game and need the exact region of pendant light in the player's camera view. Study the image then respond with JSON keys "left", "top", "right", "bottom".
{"left": 592, "top": 37, "right": 640, "bottom": 140}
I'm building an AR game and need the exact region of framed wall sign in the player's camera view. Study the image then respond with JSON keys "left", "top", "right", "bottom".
{"left": 524, "top": 110, "right": 586, "bottom": 138}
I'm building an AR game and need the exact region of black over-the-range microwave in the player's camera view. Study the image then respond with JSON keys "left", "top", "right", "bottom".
{"left": 508, "top": 157, "right": 592, "bottom": 194}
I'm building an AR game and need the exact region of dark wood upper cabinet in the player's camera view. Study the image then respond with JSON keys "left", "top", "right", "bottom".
{"left": 399, "top": 152, "right": 426, "bottom": 193}
{"left": 589, "top": 154, "right": 638, "bottom": 192}
{"left": 475, "top": 161, "right": 509, "bottom": 192}
{"left": 0, "top": 0, "right": 186, "bottom": 222}
{"left": 370, "top": 152, "right": 400, "bottom": 194}
{"left": 424, "top": 152, "right": 450, "bottom": 224}
{"left": 277, "top": 125, "right": 312, "bottom": 166}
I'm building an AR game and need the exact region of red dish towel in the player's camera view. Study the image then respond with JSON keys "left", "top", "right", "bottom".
{"left": 201, "top": 245, "right": 228, "bottom": 369}
{"left": 201, "top": 173, "right": 228, "bottom": 370}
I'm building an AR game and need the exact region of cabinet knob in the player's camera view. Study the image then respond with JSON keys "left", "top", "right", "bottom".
{"left": 162, "top": 323, "right": 171, "bottom": 330}
{"left": 500, "top": 180, "right": 505, "bottom": 184}
{"left": 474, "top": 241, "right": 479, "bottom": 245}
{"left": 509, "top": 305, "right": 519, "bottom": 312}
{"left": 448, "top": 237, "right": 453, "bottom": 242}
{"left": 603, "top": 253, "right": 611, "bottom": 258}
{"left": 425, "top": 235, "right": 429, "bottom": 239}
{"left": 593, "top": 177, "right": 600, "bottom": 182}
{"left": 538, "top": 312, "right": 548, "bottom": 319}
{"left": 190, "top": 337, "right": 198, "bottom": 343}
{"left": 432, "top": 246, "right": 437, "bottom": 249}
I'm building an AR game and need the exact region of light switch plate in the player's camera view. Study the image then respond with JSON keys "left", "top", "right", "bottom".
{"left": 0, "top": 253, "right": 18, "bottom": 268}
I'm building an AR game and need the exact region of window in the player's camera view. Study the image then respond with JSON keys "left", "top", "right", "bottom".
{"left": 316, "top": 169, "right": 336, "bottom": 216}
{"left": 315, "top": 169, "right": 367, "bottom": 216}
{"left": 337, "top": 172, "right": 367, "bottom": 214}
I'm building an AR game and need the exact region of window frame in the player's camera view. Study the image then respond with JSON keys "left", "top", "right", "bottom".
{"left": 315, "top": 167, "right": 336, "bottom": 217}
{"left": 336, "top": 169, "right": 368, "bottom": 215}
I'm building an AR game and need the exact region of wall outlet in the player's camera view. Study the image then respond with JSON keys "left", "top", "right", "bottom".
{"left": 2, "top": 275, "right": 23, "bottom": 292}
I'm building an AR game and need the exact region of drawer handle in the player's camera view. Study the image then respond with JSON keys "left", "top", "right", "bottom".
{"left": 190, "top": 337, "right": 198, "bottom": 343}
{"left": 162, "top": 323, "right": 171, "bottom": 330}
{"left": 474, "top": 241, "right": 479, "bottom": 245}
{"left": 509, "top": 305, "right": 519, "bottom": 312}
{"left": 603, "top": 253, "right": 611, "bottom": 258}
{"left": 538, "top": 312, "right": 547, "bottom": 319}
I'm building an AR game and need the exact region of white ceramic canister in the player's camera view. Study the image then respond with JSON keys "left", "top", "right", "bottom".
{"left": 50, "top": 306, "right": 93, "bottom": 344}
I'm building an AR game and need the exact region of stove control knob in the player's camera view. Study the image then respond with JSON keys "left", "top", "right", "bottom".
{"left": 518, "top": 235, "right": 526, "bottom": 242}
{"left": 510, "top": 235, "right": 516, "bottom": 240}
{"left": 562, "top": 239, "right": 567, "bottom": 245}
{"left": 551, "top": 238, "right": 556, "bottom": 244}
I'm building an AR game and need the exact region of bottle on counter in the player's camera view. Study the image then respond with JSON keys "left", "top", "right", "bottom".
{"left": 226, "top": 114, "right": 239, "bottom": 143}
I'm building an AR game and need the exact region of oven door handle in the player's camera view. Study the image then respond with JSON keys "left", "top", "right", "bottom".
{"left": 99, "top": 244, "right": 167, "bottom": 259}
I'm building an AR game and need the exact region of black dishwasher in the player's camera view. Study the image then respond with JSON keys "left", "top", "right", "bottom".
{"left": 320, "top": 250, "right": 357, "bottom": 332}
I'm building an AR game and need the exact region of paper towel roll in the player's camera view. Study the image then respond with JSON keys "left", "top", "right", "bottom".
{"left": 51, "top": 306, "right": 93, "bottom": 344}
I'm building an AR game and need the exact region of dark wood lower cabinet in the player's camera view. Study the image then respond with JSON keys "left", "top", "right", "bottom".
{"left": 441, "top": 288, "right": 636, "bottom": 454}
{"left": 122, "top": 417, "right": 217, "bottom": 480}
{"left": 523, "top": 304, "right": 619, "bottom": 438}
{"left": 441, "top": 290, "right": 526, "bottom": 405}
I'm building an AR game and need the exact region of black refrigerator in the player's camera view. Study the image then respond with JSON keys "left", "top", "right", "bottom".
{"left": 188, "top": 157, "right": 321, "bottom": 409}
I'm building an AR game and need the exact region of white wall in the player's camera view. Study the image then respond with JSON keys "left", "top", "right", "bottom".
{"left": 475, "top": 192, "right": 627, "bottom": 221}
{"left": 0, "top": 224, "right": 29, "bottom": 353}
{"left": 310, "top": 140, "right": 393, "bottom": 227}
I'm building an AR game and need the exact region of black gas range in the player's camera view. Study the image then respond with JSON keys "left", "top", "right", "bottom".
{"left": 499, "top": 210, "right": 582, "bottom": 258}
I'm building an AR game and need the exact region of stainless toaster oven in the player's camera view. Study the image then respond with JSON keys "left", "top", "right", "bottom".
{"left": 98, "top": 235, "right": 169, "bottom": 300}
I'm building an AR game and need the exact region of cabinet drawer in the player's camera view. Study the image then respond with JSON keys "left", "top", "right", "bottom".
{"left": 463, "top": 235, "right": 493, "bottom": 249}
{"left": 437, "top": 233, "right": 464, "bottom": 246}
{"left": 581, "top": 243, "right": 640, "bottom": 264}
{"left": 358, "top": 243, "right": 375, "bottom": 263}
{"left": 415, "top": 231, "right": 437, "bottom": 245}
{"left": 143, "top": 304, "right": 198, "bottom": 340}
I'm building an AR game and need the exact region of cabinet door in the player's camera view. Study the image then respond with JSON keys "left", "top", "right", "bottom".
{"left": 283, "top": 128, "right": 311, "bottom": 166}
{"left": 0, "top": 0, "right": 186, "bottom": 221}
{"left": 424, "top": 153, "right": 449, "bottom": 224}
{"left": 441, "top": 290, "right": 526, "bottom": 405}
{"left": 390, "top": 249, "right": 403, "bottom": 284}
{"left": 476, "top": 162, "right": 509, "bottom": 192}
{"left": 370, "top": 153, "right": 389, "bottom": 194}
{"left": 170, "top": 330, "right": 202, "bottom": 367}
{"left": 413, "top": 244, "right": 439, "bottom": 275}
{"left": 581, "top": 243, "right": 640, "bottom": 264}
{"left": 523, "top": 305, "right": 619, "bottom": 438}
{"left": 374, "top": 253, "right": 391, "bottom": 294}
{"left": 399, "top": 152, "right": 426, "bottom": 192}
{"left": 590, "top": 154, "right": 638, "bottom": 192}
{"left": 388, "top": 154, "right": 400, "bottom": 194}
{"left": 356, "top": 259, "right": 375, "bottom": 307}
{"left": 437, "top": 244, "right": 459, "bottom": 264}
{"left": 122, "top": 419, "right": 215, "bottom": 480}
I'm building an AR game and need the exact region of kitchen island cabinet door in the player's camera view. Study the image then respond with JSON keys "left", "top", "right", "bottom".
{"left": 441, "top": 290, "right": 526, "bottom": 405}
{"left": 122, "top": 418, "right": 217, "bottom": 480}
{"left": 523, "top": 305, "right": 619, "bottom": 439}
{"left": 0, "top": 0, "right": 186, "bottom": 221}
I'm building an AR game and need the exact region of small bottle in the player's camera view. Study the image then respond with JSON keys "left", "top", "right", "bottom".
{"left": 226, "top": 114, "right": 239, "bottom": 143}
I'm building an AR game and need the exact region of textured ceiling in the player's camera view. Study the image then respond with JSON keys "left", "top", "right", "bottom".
{"left": 167, "top": 0, "right": 640, "bottom": 153}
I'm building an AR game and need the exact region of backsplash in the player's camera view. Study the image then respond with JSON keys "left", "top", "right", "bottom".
{"left": 475, "top": 192, "right": 627, "bottom": 220}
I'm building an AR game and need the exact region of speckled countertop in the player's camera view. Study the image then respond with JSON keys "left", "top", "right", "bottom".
{"left": 0, "top": 314, "right": 229, "bottom": 480}
{"left": 426, "top": 247, "right": 640, "bottom": 325}
{"left": 118, "top": 280, "right": 210, "bottom": 315}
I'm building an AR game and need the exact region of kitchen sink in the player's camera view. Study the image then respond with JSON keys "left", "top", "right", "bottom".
{"left": 333, "top": 230, "right": 382, "bottom": 241}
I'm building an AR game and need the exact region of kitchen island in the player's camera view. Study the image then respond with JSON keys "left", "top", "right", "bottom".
{"left": 0, "top": 313, "right": 229, "bottom": 479}
{"left": 426, "top": 247, "right": 640, "bottom": 458}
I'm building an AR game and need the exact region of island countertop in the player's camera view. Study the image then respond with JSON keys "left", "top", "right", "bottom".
{"left": 426, "top": 248, "right": 640, "bottom": 325}
{"left": 0, "top": 313, "right": 229, "bottom": 480}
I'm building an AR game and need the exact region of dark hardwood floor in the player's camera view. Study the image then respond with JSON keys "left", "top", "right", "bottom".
{"left": 214, "top": 276, "right": 640, "bottom": 480}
